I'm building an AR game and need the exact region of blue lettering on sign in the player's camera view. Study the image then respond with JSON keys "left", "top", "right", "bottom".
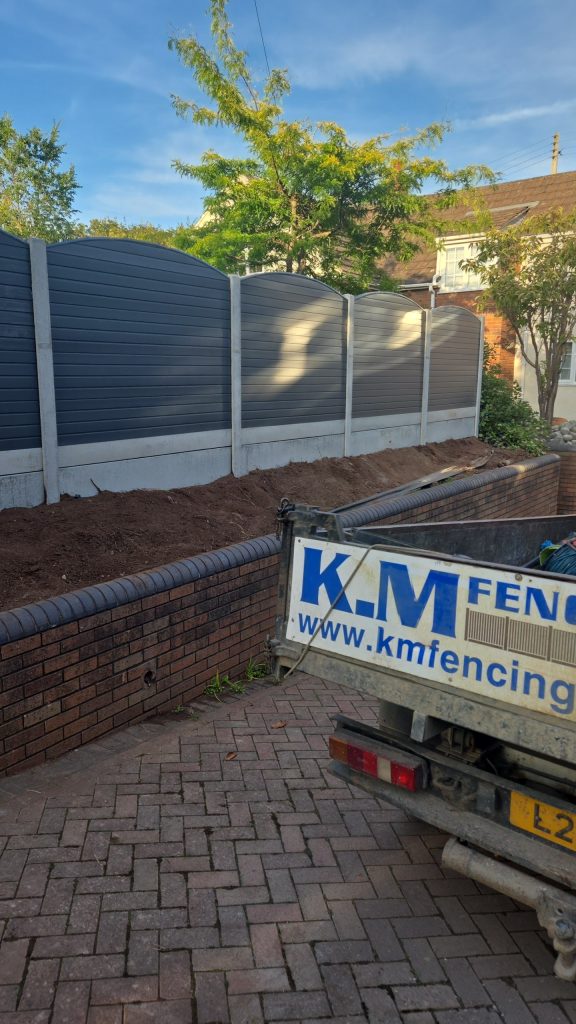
{"left": 297, "top": 613, "right": 365, "bottom": 649}
{"left": 300, "top": 548, "right": 353, "bottom": 613}
{"left": 376, "top": 561, "right": 459, "bottom": 638}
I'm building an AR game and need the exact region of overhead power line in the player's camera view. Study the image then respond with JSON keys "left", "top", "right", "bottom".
{"left": 253, "top": 0, "right": 271, "bottom": 76}
{"left": 497, "top": 137, "right": 550, "bottom": 167}
{"left": 498, "top": 142, "right": 552, "bottom": 172}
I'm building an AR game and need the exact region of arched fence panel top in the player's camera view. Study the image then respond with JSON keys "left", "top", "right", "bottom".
{"left": 352, "top": 290, "right": 425, "bottom": 419}
{"left": 240, "top": 271, "right": 346, "bottom": 430}
{"left": 430, "top": 303, "right": 481, "bottom": 321}
{"left": 49, "top": 236, "right": 229, "bottom": 280}
{"left": 428, "top": 303, "right": 483, "bottom": 413}
{"left": 242, "top": 270, "right": 344, "bottom": 297}
{"left": 47, "top": 237, "right": 231, "bottom": 446}
{"left": 355, "top": 290, "right": 426, "bottom": 313}
{"left": 0, "top": 230, "right": 41, "bottom": 453}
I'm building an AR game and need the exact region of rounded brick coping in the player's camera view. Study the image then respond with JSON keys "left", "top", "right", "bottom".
{"left": 0, "top": 454, "right": 559, "bottom": 646}
{"left": 339, "top": 452, "right": 559, "bottom": 530}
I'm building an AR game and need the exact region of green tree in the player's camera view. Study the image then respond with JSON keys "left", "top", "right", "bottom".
{"left": 464, "top": 210, "right": 576, "bottom": 423}
{"left": 84, "top": 218, "right": 179, "bottom": 247}
{"left": 168, "top": 0, "right": 493, "bottom": 292}
{"left": 0, "top": 115, "right": 79, "bottom": 241}
{"left": 479, "top": 347, "right": 548, "bottom": 455}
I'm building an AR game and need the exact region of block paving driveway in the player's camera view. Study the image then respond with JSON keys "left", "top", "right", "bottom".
{"left": 0, "top": 672, "right": 574, "bottom": 1023}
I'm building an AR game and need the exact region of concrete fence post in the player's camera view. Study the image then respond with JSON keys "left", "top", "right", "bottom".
{"left": 344, "top": 294, "right": 355, "bottom": 457}
{"left": 419, "top": 308, "right": 432, "bottom": 445}
{"left": 29, "top": 238, "right": 60, "bottom": 504}
{"left": 474, "top": 316, "right": 485, "bottom": 437}
{"left": 229, "top": 274, "right": 243, "bottom": 477}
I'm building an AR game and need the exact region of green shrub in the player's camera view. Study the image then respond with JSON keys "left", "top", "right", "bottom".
{"left": 479, "top": 349, "right": 549, "bottom": 455}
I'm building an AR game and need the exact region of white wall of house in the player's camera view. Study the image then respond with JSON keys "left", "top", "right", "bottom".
{"left": 519, "top": 342, "right": 576, "bottom": 420}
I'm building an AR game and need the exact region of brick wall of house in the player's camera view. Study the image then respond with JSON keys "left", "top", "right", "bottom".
{"left": 403, "top": 289, "right": 516, "bottom": 382}
{"left": 0, "top": 455, "right": 560, "bottom": 777}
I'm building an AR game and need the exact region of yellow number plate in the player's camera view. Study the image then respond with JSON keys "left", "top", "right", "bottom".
{"left": 509, "top": 791, "right": 576, "bottom": 851}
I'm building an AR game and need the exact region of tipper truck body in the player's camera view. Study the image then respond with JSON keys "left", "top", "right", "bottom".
{"left": 272, "top": 507, "right": 576, "bottom": 979}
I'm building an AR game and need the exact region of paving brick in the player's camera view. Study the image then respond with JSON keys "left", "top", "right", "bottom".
{"left": 393, "top": 984, "right": 461, "bottom": 1011}
{"left": 128, "top": 930, "right": 159, "bottom": 976}
{"left": 229, "top": 992, "right": 263, "bottom": 1024}
{"left": 192, "top": 947, "right": 254, "bottom": 972}
{"left": 285, "top": 942, "right": 323, "bottom": 990}
{"left": 93, "top": 910, "right": 125, "bottom": 956}
{"left": 227, "top": 967, "right": 290, "bottom": 994}
{"left": 315, "top": 940, "right": 374, "bottom": 964}
{"left": 485, "top": 978, "right": 538, "bottom": 1023}
{"left": 196, "top": 971, "right": 230, "bottom": 1024}
{"left": 0, "top": 939, "right": 29, "bottom": 984}
{"left": 402, "top": 937, "right": 447, "bottom": 983}
{"left": 61, "top": 954, "right": 125, "bottom": 980}
{"left": 251, "top": 923, "right": 284, "bottom": 967}
{"left": 32, "top": 934, "right": 94, "bottom": 958}
{"left": 470, "top": 953, "right": 534, "bottom": 979}
{"left": 124, "top": 1001, "right": 193, "bottom": 1023}
{"left": 68, "top": 894, "right": 101, "bottom": 933}
{"left": 262, "top": 991, "right": 331, "bottom": 1020}
{"left": 322, "top": 963, "right": 363, "bottom": 1015}
{"left": 18, "top": 958, "right": 59, "bottom": 1010}
{"left": 246, "top": 903, "right": 302, "bottom": 924}
{"left": 359, "top": 987, "right": 404, "bottom": 1023}
{"left": 352, "top": 962, "right": 415, "bottom": 987}
{"left": 91, "top": 977, "right": 158, "bottom": 1004}
{"left": 133, "top": 859, "right": 158, "bottom": 892}
{"left": 50, "top": 980, "right": 91, "bottom": 1024}
{"left": 159, "top": 950, "right": 192, "bottom": 999}
{"left": 329, "top": 899, "right": 366, "bottom": 940}
{"left": 279, "top": 921, "right": 337, "bottom": 943}
{"left": 443, "top": 958, "right": 491, "bottom": 1007}
{"left": 296, "top": 883, "right": 330, "bottom": 921}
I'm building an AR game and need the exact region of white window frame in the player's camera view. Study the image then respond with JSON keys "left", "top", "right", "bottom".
{"left": 559, "top": 341, "right": 576, "bottom": 386}
{"left": 435, "top": 236, "right": 485, "bottom": 293}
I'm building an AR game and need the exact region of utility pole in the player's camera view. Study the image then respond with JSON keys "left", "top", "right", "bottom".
{"left": 551, "top": 132, "right": 560, "bottom": 174}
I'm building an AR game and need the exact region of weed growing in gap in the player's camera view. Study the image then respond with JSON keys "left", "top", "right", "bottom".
{"left": 205, "top": 670, "right": 245, "bottom": 700}
{"left": 244, "top": 655, "right": 269, "bottom": 681}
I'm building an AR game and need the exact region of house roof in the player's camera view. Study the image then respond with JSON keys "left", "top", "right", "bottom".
{"left": 383, "top": 170, "right": 576, "bottom": 285}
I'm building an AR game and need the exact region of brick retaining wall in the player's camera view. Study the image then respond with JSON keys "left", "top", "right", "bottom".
{"left": 551, "top": 449, "right": 576, "bottom": 515}
{"left": 0, "top": 454, "right": 560, "bottom": 776}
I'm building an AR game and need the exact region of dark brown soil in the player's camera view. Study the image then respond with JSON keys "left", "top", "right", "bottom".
{"left": 0, "top": 438, "right": 526, "bottom": 611}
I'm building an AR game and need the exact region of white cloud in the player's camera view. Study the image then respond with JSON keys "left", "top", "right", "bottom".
{"left": 456, "top": 99, "right": 576, "bottom": 130}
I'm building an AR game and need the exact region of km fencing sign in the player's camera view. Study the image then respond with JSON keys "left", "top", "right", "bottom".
{"left": 286, "top": 537, "right": 576, "bottom": 721}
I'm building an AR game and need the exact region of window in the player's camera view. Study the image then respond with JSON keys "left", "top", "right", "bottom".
{"left": 560, "top": 342, "right": 575, "bottom": 384}
{"left": 439, "top": 243, "right": 484, "bottom": 291}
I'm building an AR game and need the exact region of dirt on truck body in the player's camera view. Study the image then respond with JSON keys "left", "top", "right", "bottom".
{"left": 272, "top": 507, "right": 576, "bottom": 980}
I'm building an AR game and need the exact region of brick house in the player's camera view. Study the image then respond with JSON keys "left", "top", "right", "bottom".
{"left": 383, "top": 171, "right": 576, "bottom": 417}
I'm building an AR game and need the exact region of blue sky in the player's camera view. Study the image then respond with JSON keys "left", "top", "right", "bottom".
{"left": 2, "top": 0, "right": 576, "bottom": 227}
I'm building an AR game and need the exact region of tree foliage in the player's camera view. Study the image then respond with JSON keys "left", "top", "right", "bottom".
{"left": 168, "top": 0, "right": 493, "bottom": 292}
{"left": 0, "top": 115, "right": 79, "bottom": 242}
{"left": 464, "top": 210, "right": 576, "bottom": 423}
{"left": 84, "top": 218, "right": 179, "bottom": 247}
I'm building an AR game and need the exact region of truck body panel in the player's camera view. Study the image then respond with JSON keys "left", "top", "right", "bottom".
{"left": 272, "top": 509, "right": 576, "bottom": 978}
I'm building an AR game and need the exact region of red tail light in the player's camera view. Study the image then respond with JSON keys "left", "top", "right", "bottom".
{"left": 329, "top": 734, "right": 424, "bottom": 792}
{"left": 390, "top": 761, "right": 420, "bottom": 792}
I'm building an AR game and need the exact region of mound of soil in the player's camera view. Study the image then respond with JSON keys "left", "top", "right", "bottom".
{"left": 1, "top": 438, "right": 525, "bottom": 611}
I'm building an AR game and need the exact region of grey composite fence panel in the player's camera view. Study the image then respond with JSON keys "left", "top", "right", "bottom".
{"left": 47, "top": 239, "right": 231, "bottom": 445}
{"left": 241, "top": 273, "right": 346, "bottom": 427}
{"left": 0, "top": 230, "right": 40, "bottom": 451}
{"left": 428, "top": 306, "right": 481, "bottom": 412}
{"left": 352, "top": 292, "right": 424, "bottom": 418}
